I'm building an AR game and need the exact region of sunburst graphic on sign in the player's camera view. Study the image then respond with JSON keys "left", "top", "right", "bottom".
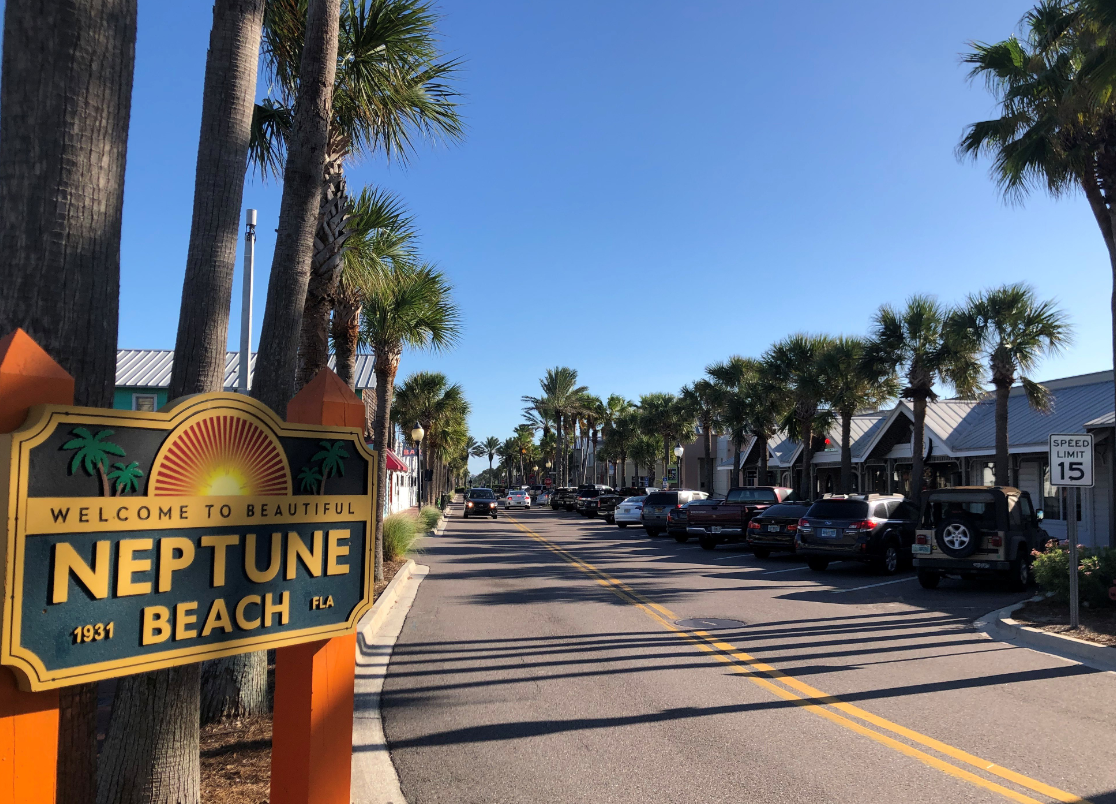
{"left": 149, "top": 412, "right": 291, "bottom": 496}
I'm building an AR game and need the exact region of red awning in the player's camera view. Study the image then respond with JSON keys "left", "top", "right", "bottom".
{"left": 385, "top": 448, "right": 409, "bottom": 473}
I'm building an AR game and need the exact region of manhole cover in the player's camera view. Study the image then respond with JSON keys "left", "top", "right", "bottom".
{"left": 674, "top": 618, "right": 746, "bottom": 630}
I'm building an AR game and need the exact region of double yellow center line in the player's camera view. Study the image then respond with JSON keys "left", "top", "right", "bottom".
{"left": 506, "top": 516, "right": 1091, "bottom": 804}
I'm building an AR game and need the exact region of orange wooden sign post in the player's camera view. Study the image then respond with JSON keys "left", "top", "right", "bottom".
{"left": 0, "top": 330, "right": 73, "bottom": 804}
{"left": 271, "top": 369, "right": 365, "bottom": 804}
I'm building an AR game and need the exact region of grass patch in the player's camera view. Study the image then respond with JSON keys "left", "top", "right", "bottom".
{"left": 419, "top": 505, "right": 442, "bottom": 532}
{"left": 384, "top": 511, "right": 423, "bottom": 561}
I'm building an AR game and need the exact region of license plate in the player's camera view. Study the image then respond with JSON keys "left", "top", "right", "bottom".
{"left": 820, "top": 528, "right": 838, "bottom": 539}
{"left": 767, "top": 525, "right": 780, "bottom": 533}
{"left": 654, "top": 507, "right": 663, "bottom": 513}
{"left": 619, "top": 508, "right": 629, "bottom": 513}
{"left": 711, "top": 526, "right": 722, "bottom": 534}
{"left": 912, "top": 544, "right": 931, "bottom": 554}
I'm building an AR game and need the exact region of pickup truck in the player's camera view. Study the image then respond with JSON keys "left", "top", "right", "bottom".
{"left": 686, "top": 486, "right": 795, "bottom": 550}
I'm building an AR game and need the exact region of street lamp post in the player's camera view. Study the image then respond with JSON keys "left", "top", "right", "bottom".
{"left": 674, "top": 442, "right": 684, "bottom": 489}
{"left": 411, "top": 423, "right": 425, "bottom": 506}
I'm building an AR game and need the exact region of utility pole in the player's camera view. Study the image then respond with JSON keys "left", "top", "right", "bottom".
{"left": 238, "top": 208, "right": 257, "bottom": 393}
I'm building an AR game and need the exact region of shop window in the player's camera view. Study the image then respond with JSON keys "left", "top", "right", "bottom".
{"left": 1042, "top": 462, "right": 1080, "bottom": 521}
{"left": 132, "top": 394, "right": 157, "bottom": 412}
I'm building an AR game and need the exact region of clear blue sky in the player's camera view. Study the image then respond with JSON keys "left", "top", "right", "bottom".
{"left": 117, "top": 0, "right": 1112, "bottom": 475}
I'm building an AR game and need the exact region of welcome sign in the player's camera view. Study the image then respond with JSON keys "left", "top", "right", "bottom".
{"left": 0, "top": 393, "right": 375, "bottom": 691}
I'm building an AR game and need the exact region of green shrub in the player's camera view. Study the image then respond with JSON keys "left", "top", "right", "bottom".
{"left": 1033, "top": 541, "right": 1116, "bottom": 607}
{"left": 419, "top": 505, "right": 441, "bottom": 532}
{"left": 383, "top": 512, "right": 421, "bottom": 561}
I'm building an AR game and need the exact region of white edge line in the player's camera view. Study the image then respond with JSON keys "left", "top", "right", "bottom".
{"left": 829, "top": 575, "right": 918, "bottom": 594}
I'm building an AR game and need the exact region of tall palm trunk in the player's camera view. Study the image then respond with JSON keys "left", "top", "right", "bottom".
{"left": 252, "top": 0, "right": 341, "bottom": 417}
{"left": 330, "top": 283, "right": 361, "bottom": 389}
{"left": 296, "top": 154, "right": 350, "bottom": 389}
{"left": 703, "top": 423, "right": 713, "bottom": 493}
{"left": 620, "top": 450, "right": 627, "bottom": 488}
{"left": 372, "top": 346, "right": 400, "bottom": 581}
{"left": 993, "top": 380, "right": 1011, "bottom": 486}
{"left": 163, "top": 0, "right": 269, "bottom": 743}
{"left": 0, "top": 2, "right": 135, "bottom": 801}
{"left": 800, "top": 422, "right": 814, "bottom": 500}
{"left": 910, "top": 393, "right": 928, "bottom": 508}
{"left": 732, "top": 441, "right": 742, "bottom": 488}
{"left": 839, "top": 411, "right": 854, "bottom": 493}
{"left": 757, "top": 434, "right": 770, "bottom": 485}
{"left": 169, "top": 0, "right": 265, "bottom": 400}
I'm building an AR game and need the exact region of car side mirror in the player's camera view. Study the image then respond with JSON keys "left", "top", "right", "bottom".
{"left": 1036, "top": 509, "right": 1044, "bottom": 522}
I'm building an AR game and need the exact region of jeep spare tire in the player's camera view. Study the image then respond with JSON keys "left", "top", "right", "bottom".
{"left": 935, "top": 516, "right": 979, "bottom": 558}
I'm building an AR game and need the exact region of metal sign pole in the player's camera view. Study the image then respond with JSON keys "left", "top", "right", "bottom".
{"left": 238, "top": 209, "right": 256, "bottom": 393}
{"left": 1068, "top": 487, "right": 1079, "bottom": 629}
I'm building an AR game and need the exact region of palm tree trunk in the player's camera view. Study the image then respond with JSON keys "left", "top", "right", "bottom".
{"left": 911, "top": 393, "right": 928, "bottom": 509}
{"left": 840, "top": 410, "right": 854, "bottom": 493}
{"left": 800, "top": 419, "right": 814, "bottom": 500}
{"left": 620, "top": 450, "right": 627, "bottom": 488}
{"left": 0, "top": 3, "right": 136, "bottom": 801}
{"left": 330, "top": 284, "right": 360, "bottom": 390}
{"left": 704, "top": 422, "right": 713, "bottom": 493}
{"left": 994, "top": 381, "right": 1010, "bottom": 486}
{"left": 251, "top": 0, "right": 341, "bottom": 417}
{"left": 296, "top": 156, "right": 349, "bottom": 390}
{"left": 169, "top": 0, "right": 266, "bottom": 400}
{"left": 198, "top": 656, "right": 266, "bottom": 725}
{"left": 372, "top": 347, "right": 400, "bottom": 581}
{"left": 732, "top": 441, "right": 741, "bottom": 488}
{"left": 757, "top": 434, "right": 770, "bottom": 486}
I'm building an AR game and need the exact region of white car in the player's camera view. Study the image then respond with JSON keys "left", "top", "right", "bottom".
{"left": 505, "top": 490, "right": 531, "bottom": 509}
{"left": 537, "top": 490, "right": 552, "bottom": 505}
{"left": 612, "top": 496, "right": 646, "bottom": 528}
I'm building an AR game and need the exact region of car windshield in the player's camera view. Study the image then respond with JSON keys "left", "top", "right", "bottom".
{"left": 806, "top": 500, "right": 870, "bottom": 519}
{"left": 510, "top": 491, "right": 526, "bottom": 497}
{"left": 579, "top": 489, "right": 601, "bottom": 498}
{"left": 621, "top": 496, "right": 646, "bottom": 504}
{"left": 644, "top": 492, "right": 677, "bottom": 506}
{"left": 725, "top": 488, "right": 779, "bottom": 503}
{"left": 469, "top": 490, "right": 495, "bottom": 499}
{"left": 922, "top": 494, "right": 998, "bottom": 530}
{"left": 758, "top": 503, "right": 810, "bottom": 519}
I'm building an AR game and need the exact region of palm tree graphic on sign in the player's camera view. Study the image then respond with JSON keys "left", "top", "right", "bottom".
{"left": 297, "top": 464, "right": 322, "bottom": 494}
{"left": 62, "top": 428, "right": 126, "bottom": 497}
{"left": 312, "top": 440, "right": 349, "bottom": 494}
{"left": 107, "top": 461, "right": 144, "bottom": 496}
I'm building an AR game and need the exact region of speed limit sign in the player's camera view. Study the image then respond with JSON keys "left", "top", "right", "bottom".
{"left": 1049, "top": 434, "right": 1094, "bottom": 487}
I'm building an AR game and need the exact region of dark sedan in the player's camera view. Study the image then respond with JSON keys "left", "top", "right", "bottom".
{"left": 745, "top": 502, "right": 811, "bottom": 558}
{"left": 795, "top": 495, "right": 919, "bottom": 574}
{"left": 463, "top": 488, "right": 499, "bottom": 519}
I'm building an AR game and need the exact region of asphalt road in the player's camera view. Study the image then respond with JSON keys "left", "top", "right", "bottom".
{"left": 380, "top": 505, "right": 1116, "bottom": 804}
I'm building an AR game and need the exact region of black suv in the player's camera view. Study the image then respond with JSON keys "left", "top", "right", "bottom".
{"left": 913, "top": 486, "right": 1047, "bottom": 590}
{"left": 550, "top": 488, "right": 578, "bottom": 512}
{"left": 463, "top": 488, "right": 499, "bottom": 519}
{"left": 575, "top": 487, "right": 617, "bottom": 517}
{"left": 795, "top": 494, "right": 919, "bottom": 574}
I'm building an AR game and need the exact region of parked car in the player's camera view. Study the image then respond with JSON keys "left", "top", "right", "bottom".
{"left": 745, "top": 502, "right": 812, "bottom": 558}
{"left": 597, "top": 490, "right": 626, "bottom": 522}
{"left": 641, "top": 489, "right": 709, "bottom": 537}
{"left": 505, "top": 489, "right": 531, "bottom": 510}
{"left": 537, "top": 489, "right": 552, "bottom": 506}
{"left": 686, "top": 486, "right": 795, "bottom": 550}
{"left": 794, "top": 494, "right": 918, "bottom": 574}
{"left": 463, "top": 488, "right": 499, "bottom": 519}
{"left": 617, "top": 486, "right": 654, "bottom": 498}
{"left": 528, "top": 484, "right": 544, "bottom": 501}
{"left": 551, "top": 488, "right": 578, "bottom": 511}
{"left": 575, "top": 487, "right": 617, "bottom": 517}
{"left": 669, "top": 499, "right": 718, "bottom": 542}
{"left": 912, "top": 486, "right": 1047, "bottom": 590}
{"left": 608, "top": 496, "right": 646, "bottom": 527}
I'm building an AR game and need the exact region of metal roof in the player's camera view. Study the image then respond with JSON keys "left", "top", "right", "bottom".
{"left": 116, "top": 349, "right": 376, "bottom": 391}
{"left": 1086, "top": 412, "right": 1115, "bottom": 428}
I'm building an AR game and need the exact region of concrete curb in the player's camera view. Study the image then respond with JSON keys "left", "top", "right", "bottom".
{"left": 351, "top": 560, "right": 429, "bottom": 804}
{"left": 976, "top": 598, "right": 1116, "bottom": 673}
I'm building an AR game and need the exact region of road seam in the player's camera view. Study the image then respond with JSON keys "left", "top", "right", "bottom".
{"left": 507, "top": 515, "right": 1091, "bottom": 804}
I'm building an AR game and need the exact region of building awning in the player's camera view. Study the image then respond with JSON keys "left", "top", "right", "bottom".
{"left": 385, "top": 449, "right": 409, "bottom": 473}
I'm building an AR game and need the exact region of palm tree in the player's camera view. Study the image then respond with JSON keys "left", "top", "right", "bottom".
{"left": 168, "top": 0, "right": 266, "bottom": 401}
{"left": 312, "top": 439, "right": 350, "bottom": 493}
{"left": 392, "top": 371, "right": 467, "bottom": 504}
{"left": 949, "top": 283, "right": 1071, "bottom": 485}
{"left": 820, "top": 337, "right": 899, "bottom": 493}
{"left": 330, "top": 187, "right": 416, "bottom": 388}
{"left": 481, "top": 436, "right": 501, "bottom": 479}
{"left": 863, "top": 295, "right": 979, "bottom": 507}
{"left": 638, "top": 393, "right": 692, "bottom": 487}
{"left": 764, "top": 334, "right": 837, "bottom": 500}
{"left": 362, "top": 265, "right": 459, "bottom": 580}
{"left": 298, "top": 463, "right": 323, "bottom": 493}
{"left": 707, "top": 356, "right": 761, "bottom": 488}
{"left": 681, "top": 379, "right": 720, "bottom": 495}
{"left": 107, "top": 462, "right": 144, "bottom": 496}
{"left": 62, "top": 428, "right": 126, "bottom": 498}
{"left": 601, "top": 395, "right": 633, "bottom": 486}
{"left": 631, "top": 434, "right": 661, "bottom": 488}
{"left": 958, "top": 1, "right": 1116, "bottom": 454}
{"left": 0, "top": 4, "right": 137, "bottom": 792}
{"left": 523, "top": 367, "right": 587, "bottom": 487}
{"left": 578, "top": 394, "right": 604, "bottom": 483}
{"left": 252, "top": 0, "right": 462, "bottom": 390}
{"left": 251, "top": 0, "right": 342, "bottom": 417}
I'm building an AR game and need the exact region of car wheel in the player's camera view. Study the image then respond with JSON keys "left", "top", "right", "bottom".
{"left": 491, "top": 513, "right": 498, "bottom": 519}
{"left": 463, "top": 512, "right": 469, "bottom": 519}
{"left": 645, "top": 528, "right": 660, "bottom": 538}
{"left": 917, "top": 569, "right": 941, "bottom": 589}
{"left": 874, "top": 541, "right": 900, "bottom": 575}
{"left": 934, "top": 516, "right": 980, "bottom": 559}
{"left": 1008, "top": 550, "right": 1033, "bottom": 591}
{"left": 807, "top": 557, "right": 829, "bottom": 571}
{"left": 752, "top": 547, "right": 771, "bottom": 559}
{"left": 698, "top": 535, "right": 719, "bottom": 551}
{"left": 617, "top": 523, "right": 628, "bottom": 529}
{"left": 674, "top": 534, "right": 689, "bottom": 543}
